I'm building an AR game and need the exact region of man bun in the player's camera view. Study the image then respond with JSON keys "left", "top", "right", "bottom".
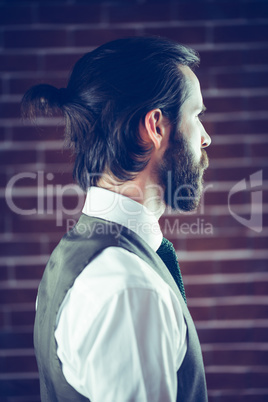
{"left": 21, "top": 84, "right": 66, "bottom": 119}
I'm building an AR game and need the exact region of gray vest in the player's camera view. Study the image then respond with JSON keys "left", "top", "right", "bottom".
{"left": 34, "top": 214, "right": 208, "bottom": 401}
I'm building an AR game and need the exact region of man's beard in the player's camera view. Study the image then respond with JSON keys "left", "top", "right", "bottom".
{"left": 157, "top": 135, "right": 209, "bottom": 212}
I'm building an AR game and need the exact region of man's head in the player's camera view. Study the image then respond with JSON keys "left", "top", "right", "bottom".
{"left": 22, "top": 36, "right": 210, "bottom": 211}
{"left": 156, "top": 66, "right": 211, "bottom": 211}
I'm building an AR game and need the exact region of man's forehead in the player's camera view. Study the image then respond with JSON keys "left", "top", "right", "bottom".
{"left": 179, "top": 65, "right": 205, "bottom": 109}
{"left": 179, "top": 64, "right": 201, "bottom": 93}
{"left": 179, "top": 64, "right": 199, "bottom": 84}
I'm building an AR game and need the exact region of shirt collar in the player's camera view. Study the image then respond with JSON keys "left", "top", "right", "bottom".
{"left": 82, "top": 187, "right": 163, "bottom": 251}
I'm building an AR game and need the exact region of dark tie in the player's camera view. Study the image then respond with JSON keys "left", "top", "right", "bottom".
{"left": 156, "top": 237, "right": 187, "bottom": 305}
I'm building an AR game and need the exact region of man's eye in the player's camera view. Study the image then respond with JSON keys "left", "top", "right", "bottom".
{"left": 197, "top": 111, "right": 205, "bottom": 121}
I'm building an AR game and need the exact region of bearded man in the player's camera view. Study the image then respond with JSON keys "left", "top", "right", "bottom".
{"left": 22, "top": 36, "right": 211, "bottom": 402}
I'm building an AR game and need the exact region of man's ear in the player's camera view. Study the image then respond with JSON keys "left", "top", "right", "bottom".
{"left": 141, "top": 109, "right": 170, "bottom": 150}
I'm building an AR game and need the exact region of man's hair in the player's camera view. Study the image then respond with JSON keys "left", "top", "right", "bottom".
{"left": 21, "top": 36, "right": 200, "bottom": 191}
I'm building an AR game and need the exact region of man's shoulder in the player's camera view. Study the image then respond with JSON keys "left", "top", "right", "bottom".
{"left": 58, "top": 245, "right": 183, "bottom": 332}
{"left": 73, "top": 245, "right": 167, "bottom": 297}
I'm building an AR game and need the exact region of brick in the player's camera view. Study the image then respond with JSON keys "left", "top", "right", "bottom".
{"left": 1, "top": 398, "right": 40, "bottom": 402}
{"left": 196, "top": 70, "right": 211, "bottom": 90}
{"left": 217, "top": 212, "right": 265, "bottom": 231}
{"left": 38, "top": 4, "right": 102, "bottom": 24}
{"left": 6, "top": 169, "right": 73, "bottom": 187}
{"left": 0, "top": 353, "right": 37, "bottom": 373}
{"left": 203, "top": 348, "right": 268, "bottom": 366}
{"left": 0, "top": 310, "right": 5, "bottom": 328}
{"left": 44, "top": 149, "right": 73, "bottom": 164}
{"left": 241, "top": 1, "right": 268, "bottom": 19}
{"left": 144, "top": 26, "right": 207, "bottom": 45}
{"left": 200, "top": 49, "right": 244, "bottom": 68}
{"left": 107, "top": 3, "right": 172, "bottom": 23}
{"left": 215, "top": 70, "right": 268, "bottom": 89}
{"left": 182, "top": 259, "right": 268, "bottom": 276}
{"left": 204, "top": 94, "right": 268, "bottom": 114}
{"left": 208, "top": 393, "right": 268, "bottom": 402}
{"left": 15, "top": 265, "right": 45, "bottom": 281}
{"left": 213, "top": 23, "right": 268, "bottom": 44}
{"left": 222, "top": 207, "right": 266, "bottom": 225}
{"left": 45, "top": 171, "right": 75, "bottom": 186}
{"left": 245, "top": 95, "right": 268, "bottom": 112}
{"left": 206, "top": 188, "right": 241, "bottom": 208}
{"left": 0, "top": 378, "right": 40, "bottom": 397}
{"left": 184, "top": 236, "right": 250, "bottom": 252}
{"left": 174, "top": 2, "right": 240, "bottom": 21}
{"left": 0, "top": 53, "right": 39, "bottom": 72}
{"left": 1, "top": 398, "right": 41, "bottom": 402}
{"left": 200, "top": 46, "right": 268, "bottom": 69}
{"left": 4, "top": 29, "right": 68, "bottom": 49}
{"left": 47, "top": 240, "right": 61, "bottom": 254}
{"left": 0, "top": 150, "right": 37, "bottom": 165}
{"left": 6, "top": 196, "right": 43, "bottom": 215}
{"left": 211, "top": 118, "right": 268, "bottom": 135}
{"left": 0, "top": 241, "right": 42, "bottom": 257}
{"left": 76, "top": 0, "right": 137, "bottom": 2}
{"left": 0, "top": 5, "right": 33, "bottom": 25}
{"left": 0, "top": 126, "right": 5, "bottom": 138}
{"left": 0, "top": 101, "right": 21, "bottom": 119}
{"left": 203, "top": 96, "right": 246, "bottom": 114}
{"left": 0, "top": 288, "right": 37, "bottom": 304}
{"left": 252, "top": 236, "right": 268, "bottom": 249}
{"left": 164, "top": 188, "right": 247, "bottom": 209}
{"left": 179, "top": 260, "right": 216, "bottom": 276}
{"left": 245, "top": 46, "right": 268, "bottom": 65}
{"left": 185, "top": 280, "right": 268, "bottom": 299}
{"left": 5, "top": 0, "right": 71, "bottom": 2}
{"left": 11, "top": 309, "right": 35, "bottom": 327}
{"left": 7, "top": 193, "right": 84, "bottom": 221}
{"left": 9, "top": 76, "right": 67, "bottom": 96}
{"left": 253, "top": 279, "right": 268, "bottom": 296}
{"left": 160, "top": 214, "right": 217, "bottom": 233}
{"left": 250, "top": 143, "right": 268, "bottom": 158}
{"left": 0, "top": 265, "right": 8, "bottom": 281}
{"left": 74, "top": 28, "right": 138, "bottom": 47}
{"left": 0, "top": 330, "right": 34, "bottom": 350}
{"left": 202, "top": 167, "right": 214, "bottom": 182}
{"left": 206, "top": 370, "right": 268, "bottom": 390}
{"left": 212, "top": 166, "right": 268, "bottom": 182}
{"left": 0, "top": 202, "right": 9, "bottom": 235}
{"left": 197, "top": 325, "right": 268, "bottom": 344}
{"left": 0, "top": 172, "right": 7, "bottom": 187}
{"left": 0, "top": 78, "right": 3, "bottom": 96}
{"left": 7, "top": 196, "right": 84, "bottom": 229}
{"left": 11, "top": 214, "right": 69, "bottom": 235}
{"left": 190, "top": 304, "right": 268, "bottom": 322}
{"left": 11, "top": 125, "right": 65, "bottom": 142}
{"left": 43, "top": 52, "right": 84, "bottom": 72}
{"left": 5, "top": 172, "right": 39, "bottom": 189}
{"left": 207, "top": 143, "right": 246, "bottom": 159}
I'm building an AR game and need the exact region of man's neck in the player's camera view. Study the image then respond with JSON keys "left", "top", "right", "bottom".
{"left": 97, "top": 171, "right": 166, "bottom": 220}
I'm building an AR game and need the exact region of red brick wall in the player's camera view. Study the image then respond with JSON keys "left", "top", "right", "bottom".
{"left": 1, "top": 0, "right": 268, "bottom": 401}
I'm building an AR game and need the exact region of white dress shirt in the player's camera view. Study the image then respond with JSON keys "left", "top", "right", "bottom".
{"left": 55, "top": 187, "right": 187, "bottom": 401}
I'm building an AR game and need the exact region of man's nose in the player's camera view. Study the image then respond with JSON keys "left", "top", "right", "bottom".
{"left": 201, "top": 130, "right": 211, "bottom": 148}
